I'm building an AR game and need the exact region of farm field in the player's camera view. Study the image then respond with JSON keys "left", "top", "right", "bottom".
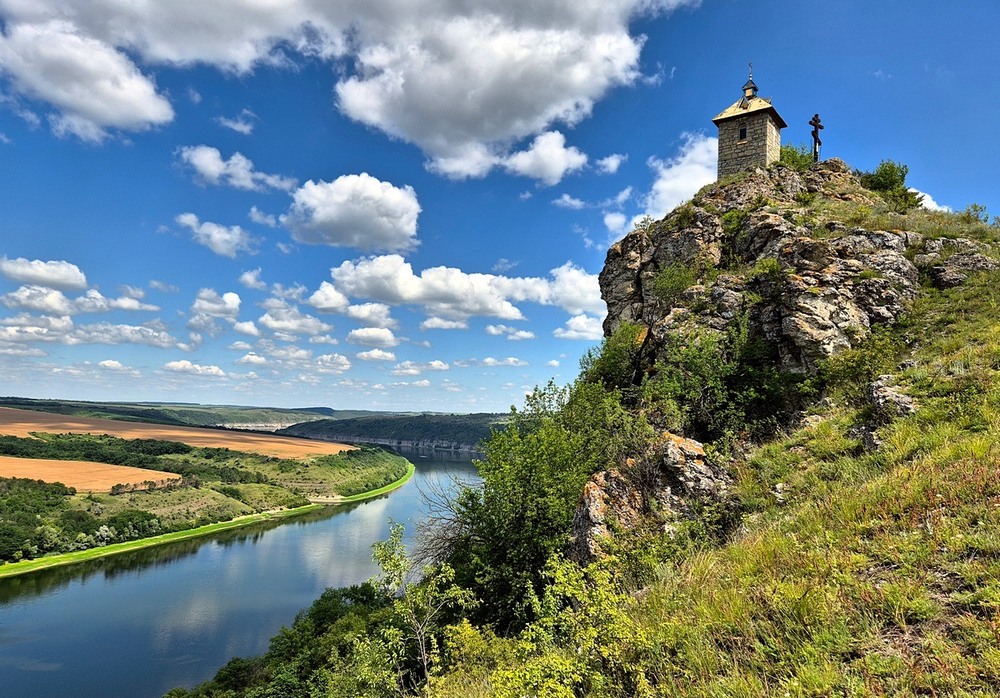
{"left": 0, "top": 455, "right": 179, "bottom": 492}
{"left": 0, "top": 406, "right": 353, "bottom": 459}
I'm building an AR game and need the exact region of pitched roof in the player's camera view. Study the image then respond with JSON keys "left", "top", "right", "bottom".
{"left": 712, "top": 95, "right": 788, "bottom": 129}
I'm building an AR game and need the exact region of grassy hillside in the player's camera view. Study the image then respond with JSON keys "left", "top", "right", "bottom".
{"left": 169, "top": 166, "right": 1000, "bottom": 697}
{"left": 0, "top": 435, "right": 410, "bottom": 567}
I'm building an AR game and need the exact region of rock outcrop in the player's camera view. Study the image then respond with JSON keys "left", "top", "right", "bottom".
{"left": 575, "top": 159, "right": 1000, "bottom": 562}
{"left": 568, "top": 433, "right": 729, "bottom": 563}
{"left": 600, "top": 160, "right": 922, "bottom": 375}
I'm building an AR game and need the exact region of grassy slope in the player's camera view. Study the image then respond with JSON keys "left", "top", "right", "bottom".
{"left": 426, "top": 220, "right": 1000, "bottom": 691}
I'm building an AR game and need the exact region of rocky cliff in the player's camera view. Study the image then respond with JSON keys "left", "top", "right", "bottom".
{"left": 570, "top": 159, "right": 999, "bottom": 561}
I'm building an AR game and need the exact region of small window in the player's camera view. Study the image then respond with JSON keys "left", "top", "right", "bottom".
{"left": 738, "top": 126, "right": 747, "bottom": 141}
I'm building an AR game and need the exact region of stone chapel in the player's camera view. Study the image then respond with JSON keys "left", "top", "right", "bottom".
{"left": 712, "top": 72, "right": 786, "bottom": 179}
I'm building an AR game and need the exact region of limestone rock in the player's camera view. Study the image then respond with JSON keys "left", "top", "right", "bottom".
{"left": 867, "top": 375, "right": 916, "bottom": 424}
{"left": 600, "top": 163, "right": 920, "bottom": 376}
{"left": 568, "top": 433, "right": 729, "bottom": 564}
{"left": 927, "top": 252, "right": 1000, "bottom": 289}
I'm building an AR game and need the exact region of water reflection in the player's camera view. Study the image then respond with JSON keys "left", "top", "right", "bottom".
{"left": 0, "top": 449, "right": 480, "bottom": 698}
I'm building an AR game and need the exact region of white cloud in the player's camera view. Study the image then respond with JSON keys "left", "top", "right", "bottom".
{"left": 604, "top": 212, "right": 627, "bottom": 234}
{"left": 553, "top": 193, "right": 586, "bottom": 210}
{"left": 176, "top": 213, "right": 256, "bottom": 258}
{"left": 0, "top": 257, "right": 87, "bottom": 289}
{"left": 596, "top": 153, "right": 627, "bottom": 174}
{"left": 164, "top": 359, "right": 226, "bottom": 377}
{"left": 421, "top": 317, "right": 467, "bottom": 330}
{"left": 239, "top": 268, "right": 267, "bottom": 290}
{"left": 0, "top": 20, "right": 173, "bottom": 140}
{"left": 0, "top": 2, "right": 698, "bottom": 168}
{"left": 281, "top": 174, "right": 421, "bottom": 253}
{"left": 258, "top": 299, "right": 332, "bottom": 336}
{"left": 910, "top": 188, "right": 951, "bottom": 213}
{"left": 191, "top": 288, "right": 241, "bottom": 319}
{"left": 177, "top": 145, "right": 296, "bottom": 192}
{"left": 391, "top": 359, "right": 449, "bottom": 376}
{"left": 233, "top": 320, "right": 260, "bottom": 336}
{"left": 1, "top": 285, "right": 159, "bottom": 315}
{"left": 235, "top": 352, "right": 267, "bottom": 365}
{"left": 642, "top": 132, "right": 717, "bottom": 219}
{"left": 316, "top": 353, "right": 351, "bottom": 374}
{"left": 502, "top": 131, "right": 587, "bottom": 186}
{"left": 98, "top": 359, "right": 140, "bottom": 376}
{"left": 149, "top": 280, "right": 179, "bottom": 293}
{"left": 486, "top": 324, "right": 535, "bottom": 341}
{"left": 306, "top": 281, "right": 350, "bottom": 313}
{"left": 345, "top": 303, "right": 396, "bottom": 328}
{"left": 547, "top": 359, "right": 560, "bottom": 367}
{"left": 346, "top": 327, "right": 399, "bottom": 348}
{"left": 455, "top": 356, "right": 528, "bottom": 368}
{"left": 217, "top": 108, "right": 256, "bottom": 134}
{"left": 329, "top": 255, "right": 603, "bottom": 323}
{"left": 357, "top": 348, "right": 396, "bottom": 361}
{"left": 554, "top": 314, "right": 604, "bottom": 340}
{"left": 249, "top": 206, "right": 278, "bottom": 227}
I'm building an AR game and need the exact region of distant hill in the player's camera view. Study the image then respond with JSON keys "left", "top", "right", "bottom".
{"left": 0, "top": 397, "right": 335, "bottom": 431}
{"left": 277, "top": 413, "right": 506, "bottom": 452}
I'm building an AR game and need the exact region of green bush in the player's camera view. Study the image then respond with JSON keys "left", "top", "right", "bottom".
{"left": 857, "top": 160, "right": 922, "bottom": 212}
{"left": 650, "top": 262, "right": 697, "bottom": 307}
{"left": 779, "top": 143, "right": 814, "bottom": 171}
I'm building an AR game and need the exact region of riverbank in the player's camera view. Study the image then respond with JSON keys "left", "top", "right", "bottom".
{"left": 0, "top": 461, "right": 416, "bottom": 579}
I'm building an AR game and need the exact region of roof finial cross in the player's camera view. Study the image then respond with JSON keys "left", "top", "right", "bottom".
{"left": 748, "top": 61, "right": 753, "bottom": 80}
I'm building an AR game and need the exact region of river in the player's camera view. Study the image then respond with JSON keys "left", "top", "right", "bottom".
{"left": 0, "top": 448, "right": 480, "bottom": 698}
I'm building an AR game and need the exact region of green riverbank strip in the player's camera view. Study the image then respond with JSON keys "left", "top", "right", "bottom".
{"left": 0, "top": 461, "right": 416, "bottom": 579}
{"left": 337, "top": 461, "right": 415, "bottom": 503}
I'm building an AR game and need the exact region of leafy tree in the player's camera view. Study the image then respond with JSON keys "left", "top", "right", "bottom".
{"left": 778, "top": 143, "right": 814, "bottom": 171}
{"left": 857, "top": 159, "right": 922, "bottom": 212}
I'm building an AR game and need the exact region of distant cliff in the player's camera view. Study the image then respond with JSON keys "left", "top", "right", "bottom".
{"left": 277, "top": 412, "right": 505, "bottom": 453}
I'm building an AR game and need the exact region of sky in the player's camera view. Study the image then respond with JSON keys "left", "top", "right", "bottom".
{"left": 0, "top": 1, "right": 997, "bottom": 413}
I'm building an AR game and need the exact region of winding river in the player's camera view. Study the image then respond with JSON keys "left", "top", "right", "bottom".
{"left": 0, "top": 448, "right": 479, "bottom": 698}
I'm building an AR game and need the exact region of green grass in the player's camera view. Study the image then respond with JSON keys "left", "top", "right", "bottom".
{"left": 0, "top": 504, "right": 324, "bottom": 579}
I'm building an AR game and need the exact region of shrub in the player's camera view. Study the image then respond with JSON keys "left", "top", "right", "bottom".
{"left": 779, "top": 143, "right": 814, "bottom": 171}
{"left": 857, "top": 160, "right": 922, "bottom": 212}
{"left": 650, "top": 262, "right": 697, "bottom": 307}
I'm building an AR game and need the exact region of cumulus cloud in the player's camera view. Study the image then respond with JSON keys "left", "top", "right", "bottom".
{"left": 0, "top": 20, "right": 173, "bottom": 140}
{"left": 345, "top": 303, "right": 396, "bottom": 328}
{"left": 306, "top": 281, "right": 350, "bottom": 313}
{"left": 0, "top": 257, "right": 87, "bottom": 289}
{"left": 0, "top": 1, "right": 697, "bottom": 173}
{"left": 346, "top": 327, "right": 399, "bottom": 348}
{"left": 604, "top": 211, "right": 627, "bottom": 234}
{"left": 191, "top": 288, "right": 241, "bottom": 319}
{"left": 177, "top": 145, "right": 295, "bottom": 192}
{"left": 357, "top": 348, "right": 395, "bottom": 361}
{"left": 329, "top": 255, "right": 603, "bottom": 324}
{"left": 486, "top": 324, "right": 535, "bottom": 341}
{"left": 391, "top": 359, "right": 449, "bottom": 376}
{"left": 176, "top": 213, "right": 257, "bottom": 258}
{"left": 420, "top": 317, "right": 467, "bottom": 330}
{"left": 316, "top": 353, "right": 351, "bottom": 374}
{"left": 642, "top": 132, "right": 718, "bottom": 219}
{"left": 596, "top": 153, "right": 626, "bottom": 174}
{"left": 0, "top": 315, "right": 179, "bottom": 349}
{"left": 553, "top": 314, "right": 604, "bottom": 340}
{"left": 258, "top": 299, "right": 332, "bottom": 336}
{"left": 249, "top": 206, "right": 278, "bottom": 227}
{"left": 164, "top": 359, "right": 226, "bottom": 377}
{"left": 98, "top": 359, "right": 140, "bottom": 376}
{"left": 501, "top": 131, "right": 587, "bottom": 186}
{"left": 281, "top": 174, "right": 421, "bottom": 253}
{"left": 232, "top": 320, "right": 260, "bottom": 336}
{"left": 553, "top": 193, "right": 586, "bottom": 210}
{"left": 235, "top": 352, "right": 267, "bottom": 365}
{"left": 454, "top": 356, "right": 528, "bottom": 368}
{"left": 238, "top": 268, "right": 267, "bottom": 290}
{"left": 2, "top": 285, "right": 159, "bottom": 315}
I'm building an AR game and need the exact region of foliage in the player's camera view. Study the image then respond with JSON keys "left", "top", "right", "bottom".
{"left": 778, "top": 143, "right": 814, "bottom": 171}
{"left": 281, "top": 414, "right": 503, "bottom": 452}
{"left": 579, "top": 322, "right": 644, "bottom": 394}
{"left": 857, "top": 159, "right": 923, "bottom": 212}
{"left": 650, "top": 262, "right": 697, "bottom": 307}
{"left": 434, "top": 381, "right": 653, "bottom": 629}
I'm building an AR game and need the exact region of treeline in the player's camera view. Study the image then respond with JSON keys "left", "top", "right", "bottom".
{"left": 312, "top": 448, "right": 410, "bottom": 497}
{"left": 279, "top": 413, "right": 504, "bottom": 450}
{"left": 0, "top": 477, "right": 167, "bottom": 561}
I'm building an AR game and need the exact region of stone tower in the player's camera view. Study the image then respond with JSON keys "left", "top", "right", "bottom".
{"left": 712, "top": 72, "right": 787, "bottom": 179}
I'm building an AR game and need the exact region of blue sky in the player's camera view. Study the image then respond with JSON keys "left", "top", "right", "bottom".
{"left": 0, "top": 1, "right": 996, "bottom": 412}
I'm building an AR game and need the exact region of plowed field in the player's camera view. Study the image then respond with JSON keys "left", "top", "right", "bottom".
{"left": 0, "top": 406, "right": 354, "bottom": 492}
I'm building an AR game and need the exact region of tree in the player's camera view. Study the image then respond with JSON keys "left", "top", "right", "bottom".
{"left": 857, "top": 159, "right": 922, "bottom": 212}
